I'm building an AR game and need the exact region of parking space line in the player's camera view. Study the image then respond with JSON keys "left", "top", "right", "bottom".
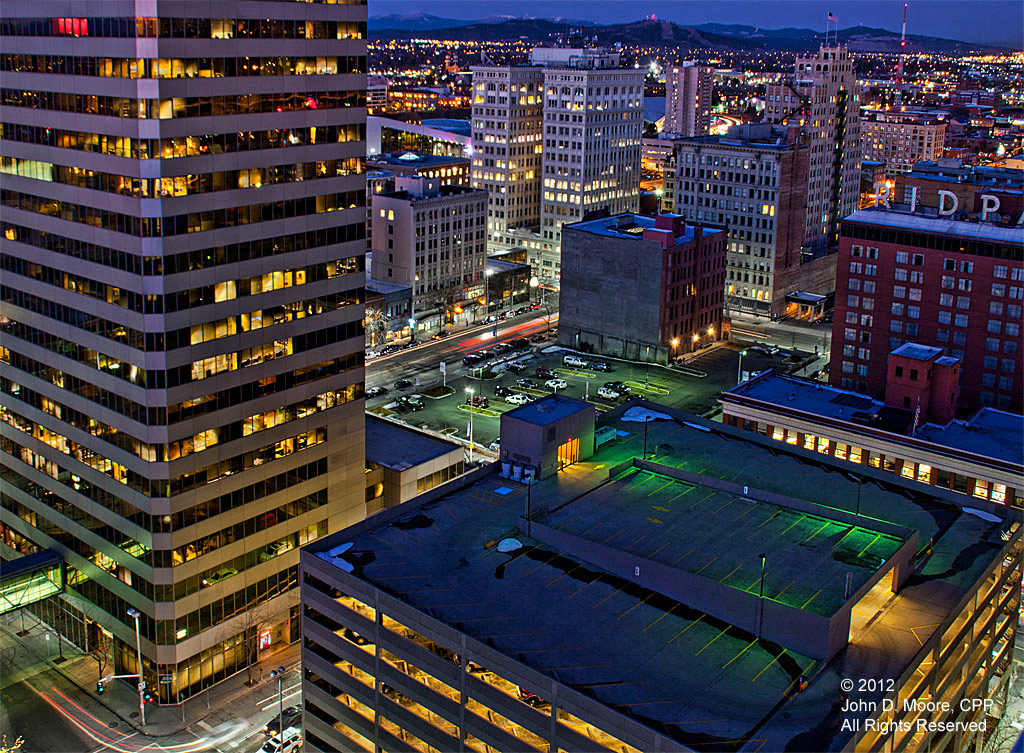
{"left": 694, "top": 556, "right": 717, "bottom": 575}
{"left": 830, "top": 526, "right": 857, "bottom": 550}
{"left": 689, "top": 491, "right": 716, "bottom": 509}
{"left": 718, "top": 565, "right": 741, "bottom": 583}
{"left": 780, "top": 514, "right": 806, "bottom": 536}
{"left": 592, "top": 585, "right": 626, "bottom": 609}
{"left": 647, "top": 480, "right": 676, "bottom": 497}
{"left": 752, "top": 649, "right": 787, "bottom": 681}
{"left": 801, "top": 589, "right": 822, "bottom": 609}
{"left": 623, "top": 534, "right": 647, "bottom": 551}
{"left": 859, "top": 534, "right": 882, "bottom": 556}
{"left": 667, "top": 616, "right": 703, "bottom": 644}
{"left": 522, "top": 553, "right": 558, "bottom": 578}
{"left": 644, "top": 604, "right": 679, "bottom": 632}
{"left": 600, "top": 528, "right": 624, "bottom": 544}
{"left": 804, "top": 521, "right": 830, "bottom": 543}
{"left": 556, "top": 515, "right": 582, "bottom": 531}
{"left": 671, "top": 548, "right": 693, "bottom": 565}
{"left": 721, "top": 639, "right": 758, "bottom": 669}
{"left": 713, "top": 499, "right": 734, "bottom": 514}
{"left": 756, "top": 511, "right": 782, "bottom": 529}
{"left": 546, "top": 564, "right": 580, "bottom": 587}
{"left": 647, "top": 541, "right": 671, "bottom": 559}
{"left": 774, "top": 580, "right": 795, "bottom": 600}
{"left": 618, "top": 593, "right": 654, "bottom": 621}
{"left": 733, "top": 502, "right": 757, "bottom": 521}
{"left": 694, "top": 627, "right": 728, "bottom": 656}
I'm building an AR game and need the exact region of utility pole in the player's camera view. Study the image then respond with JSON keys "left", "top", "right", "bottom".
{"left": 895, "top": 4, "right": 908, "bottom": 107}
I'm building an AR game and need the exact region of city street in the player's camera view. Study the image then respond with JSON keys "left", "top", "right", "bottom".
{"left": 0, "top": 613, "right": 302, "bottom": 753}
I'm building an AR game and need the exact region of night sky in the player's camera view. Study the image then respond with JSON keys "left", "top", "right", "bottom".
{"left": 371, "top": 1, "right": 1024, "bottom": 46}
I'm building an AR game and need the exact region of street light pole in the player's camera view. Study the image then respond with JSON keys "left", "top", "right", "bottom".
{"left": 126, "top": 608, "right": 146, "bottom": 725}
{"left": 465, "top": 387, "right": 474, "bottom": 464}
{"left": 737, "top": 350, "right": 747, "bottom": 385}
{"left": 270, "top": 666, "right": 286, "bottom": 738}
{"left": 643, "top": 416, "right": 650, "bottom": 460}
{"left": 757, "top": 554, "right": 766, "bottom": 638}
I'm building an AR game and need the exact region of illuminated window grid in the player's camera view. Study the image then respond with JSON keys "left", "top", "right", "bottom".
{"left": 310, "top": 582, "right": 649, "bottom": 753}
{"left": 852, "top": 525, "right": 1021, "bottom": 752}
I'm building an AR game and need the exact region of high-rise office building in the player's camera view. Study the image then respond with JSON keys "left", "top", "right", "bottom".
{"left": 663, "top": 62, "right": 713, "bottom": 138}
{"left": 472, "top": 47, "right": 643, "bottom": 286}
{"left": 538, "top": 50, "right": 644, "bottom": 275}
{"left": 765, "top": 44, "right": 862, "bottom": 248}
{"left": 470, "top": 66, "right": 545, "bottom": 248}
{"left": 0, "top": 2, "right": 368, "bottom": 702}
{"left": 670, "top": 123, "right": 810, "bottom": 317}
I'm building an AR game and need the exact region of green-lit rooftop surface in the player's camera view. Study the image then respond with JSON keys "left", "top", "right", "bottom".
{"left": 315, "top": 400, "right": 1012, "bottom": 751}
{"left": 548, "top": 466, "right": 904, "bottom": 616}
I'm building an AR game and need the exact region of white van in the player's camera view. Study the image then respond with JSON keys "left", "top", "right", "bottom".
{"left": 563, "top": 354, "right": 589, "bottom": 368}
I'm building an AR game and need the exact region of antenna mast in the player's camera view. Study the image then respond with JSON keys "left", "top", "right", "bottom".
{"left": 895, "top": 3, "right": 907, "bottom": 107}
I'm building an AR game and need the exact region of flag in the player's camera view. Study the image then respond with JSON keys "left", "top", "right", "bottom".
{"left": 828, "top": 12, "right": 837, "bottom": 21}
{"left": 912, "top": 396, "right": 921, "bottom": 435}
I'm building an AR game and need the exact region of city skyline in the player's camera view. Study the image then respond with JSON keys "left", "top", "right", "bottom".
{"left": 370, "top": 0, "right": 1024, "bottom": 46}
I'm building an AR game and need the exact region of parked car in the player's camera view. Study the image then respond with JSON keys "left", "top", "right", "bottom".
{"left": 529, "top": 302, "right": 542, "bottom": 310}
{"left": 494, "top": 385, "right": 514, "bottom": 397}
{"left": 432, "top": 330, "right": 450, "bottom": 340}
{"left": 366, "top": 386, "right": 388, "bottom": 399}
{"left": 545, "top": 378, "right": 568, "bottom": 390}
{"left": 563, "top": 354, "right": 588, "bottom": 368}
{"left": 516, "top": 378, "right": 538, "bottom": 390}
{"left": 512, "top": 338, "right": 532, "bottom": 350}
{"left": 260, "top": 727, "right": 303, "bottom": 753}
{"left": 590, "top": 362, "right": 612, "bottom": 372}
{"left": 505, "top": 393, "right": 531, "bottom": 405}
{"left": 488, "top": 438, "right": 501, "bottom": 451}
{"left": 514, "top": 307, "right": 529, "bottom": 316}
{"left": 604, "top": 381, "right": 629, "bottom": 393}
{"left": 393, "top": 378, "right": 413, "bottom": 390}
{"left": 466, "top": 395, "right": 489, "bottom": 408}
{"left": 201, "top": 568, "right": 237, "bottom": 587}
{"left": 263, "top": 707, "right": 302, "bottom": 737}
{"left": 507, "top": 362, "right": 527, "bottom": 373}
{"left": 597, "top": 387, "right": 622, "bottom": 400}
{"left": 494, "top": 342, "right": 514, "bottom": 354}
{"left": 529, "top": 333, "right": 547, "bottom": 343}
{"left": 535, "top": 367, "right": 556, "bottom": 379}
{"left": 463, "top": 353, "right": 484, "bottom": 365}
{"left": 259, "top": 540, "right": 293, "bottom": 562}
{"left": 395, "top": 395, "right": 424, "bottom": 412}
{"left": 476, "top": 349, "right": 494, "bottom": 359}
{"left": 485, "top": 314, "right": 501, "bottom": 323}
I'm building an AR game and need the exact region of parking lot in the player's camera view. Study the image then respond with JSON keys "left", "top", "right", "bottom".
{"left": 367, "top": 341, "right": 811, "bottom": 450}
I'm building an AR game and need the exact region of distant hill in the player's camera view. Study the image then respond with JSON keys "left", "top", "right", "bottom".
{"left": 373, "top": 17, "right": 1010, "bottom": 54}
{"left": 369, "top": 13, "right": 595, "bottom": 33}
{"left": 693, "top": 22, "right": 1008, "bottom": 54}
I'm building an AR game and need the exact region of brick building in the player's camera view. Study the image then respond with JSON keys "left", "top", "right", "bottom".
{"left": 830, "top": 209, "right": 1023, "bottom": 413}
{"left": 861, "top": 109, "right": 946, "bottom": 174}
{"left": 559, "top": 213, "right": 726, "bottom": 362}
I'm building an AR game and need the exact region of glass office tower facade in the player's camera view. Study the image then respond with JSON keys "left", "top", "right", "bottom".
{"left": 0, "top": 0, "right": 368, "bottom": 701}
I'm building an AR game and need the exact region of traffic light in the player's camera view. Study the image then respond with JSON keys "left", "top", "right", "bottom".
{"left": 143, "top": 689, "right": 155, "bottom": 704}
{"left": 96, "top": 682, "right": 105, "bottom": 694}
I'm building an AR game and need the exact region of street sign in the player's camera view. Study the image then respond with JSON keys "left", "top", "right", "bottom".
{"left": 138, "top": 681, "right": 146, "bottom": 691}
{"left": 160, "top": 676, "right": 174, "bottom": 684}
{"left": 439, "top": 361, "right": 446, "bottom": 374}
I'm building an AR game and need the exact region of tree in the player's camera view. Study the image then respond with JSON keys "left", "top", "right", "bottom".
{"left": 420, "top": 282, "right": 465, "bottom": 331}
{"left": 241, "top": 603, "right": 272, "bottom": 687}
{"left": 364, "top": 303, "right": 391, "bottom": 348}
{"left": 539, "top": 296, "right": 558, "bottom": 333}
{"left": 0, "top": 735, "right": 24, "bottom": 753}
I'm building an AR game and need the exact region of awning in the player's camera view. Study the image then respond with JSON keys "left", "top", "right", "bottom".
{"left": 785, "top": 291, "right": 827, "bottom": 305}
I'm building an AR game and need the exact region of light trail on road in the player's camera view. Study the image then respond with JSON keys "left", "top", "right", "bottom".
{"left": 29, "top": 682, "right": 242, "bottom": 753}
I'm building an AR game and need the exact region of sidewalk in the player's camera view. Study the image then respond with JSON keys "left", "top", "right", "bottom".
{"left": 0, "top": 611, "right": 300, "bottom": 738}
